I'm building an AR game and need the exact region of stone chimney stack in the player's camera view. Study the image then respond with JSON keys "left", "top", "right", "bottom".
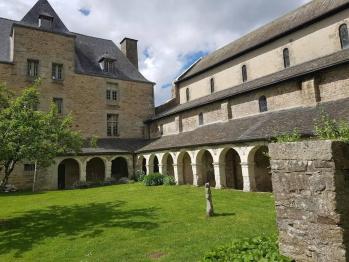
{"left": 120, "top": 37, "right": 139, "bottom": 69}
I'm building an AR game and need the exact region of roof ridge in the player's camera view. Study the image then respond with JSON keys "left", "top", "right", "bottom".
{"left": 178, "top": 0, "right": 349, "bottom": 82}
{"left": 0, "top": 17, "right": 17, "bottom": 22}
{"left": 73, "top": 32, "right": 114, "bottom": 42}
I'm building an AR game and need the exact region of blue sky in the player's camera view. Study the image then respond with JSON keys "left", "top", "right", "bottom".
{"left": 0, "top": 0, "right": 310, "bottom": 105}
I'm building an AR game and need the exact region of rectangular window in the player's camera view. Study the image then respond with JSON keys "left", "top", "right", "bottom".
{"left": 27, "top": 59, "right": 39, "bottom": 78}
{"left": 107, "top": 114, "right": 119, "bottom": 137}
{"left": 53, "top": 98, "right": 63, "bottom": 114}
{"left": 106, "top": 89, "right": 111, "bottom": 100}
{"left": 39, "top": 15, "right": 53, "bottom": 29}
{"left": 104, "top": 60, "right": 114, "bottom": 73}
{"left": 52, "top": 63, "right": 63, "bottom": 80}
{"left": 106, "top": 83, "right": 119, "bottom": 104}
{"left": 24, "top": 164, "right": 35, "bottom": 172}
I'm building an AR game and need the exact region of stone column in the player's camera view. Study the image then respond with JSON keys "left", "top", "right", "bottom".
{"left": 158, "top": 164, "right": 165, "bottom": 175}
{"left": 240, "top": 162, "right": 256, "bottom": 192}
{"left": 173, "top": 164, "right": 183, "bottom": 185}
{"left": 146, "top": 164, "right": 154, "bottom": 174}
{"left": 80, "top": 161, "right": 87, "bottom": 182}
{"left": 105, "top": 160, "right": 112, "bottom": 180}
{"left": 213, "top": 162, "right": 226, "bottom": 189}
{"left": 191, "top": 164, "right": 200, "bottom": 186}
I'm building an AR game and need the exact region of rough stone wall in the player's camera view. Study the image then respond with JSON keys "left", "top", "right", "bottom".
{"left": 319, "top": 63, "right": 349, "bottom": 103}
{"left": 181, "top": 102, "right": 222, "bottom": 133}
{"left": 230, "top": 80, "right": 302, "bottom": 120}
{"left": 269, "top": 141, "right": 349, "bottom": 262}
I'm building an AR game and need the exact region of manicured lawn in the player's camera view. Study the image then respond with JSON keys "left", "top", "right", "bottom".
{"left": 0, "top": 184, "right": 276, "bottom": 261}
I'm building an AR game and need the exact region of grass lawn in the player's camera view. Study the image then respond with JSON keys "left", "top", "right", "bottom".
{"left": 0, "top": 184, "right": 276, "bottom": 261}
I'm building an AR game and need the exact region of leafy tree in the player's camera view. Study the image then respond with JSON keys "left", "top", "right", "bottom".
{"left": 0, "top": 81, "right": 83, "bottom": 191}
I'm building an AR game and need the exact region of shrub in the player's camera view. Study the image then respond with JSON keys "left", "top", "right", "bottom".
{"left": 202, "top": 236, "right": 292, "bottom": 262}
{"left": 163, "top": 175, "right": 176, "bottom": 186}
{"left": 275, "top": 128, "right": 301, "bottom": 143}
{"left": 314, "top": 111, "right": 349, "bottom": 142}
{"left": 135, "top": 170, "right": 146, "bottom": 182}
{"left": 143, "top": 173, "right": 164, "bottom": 186}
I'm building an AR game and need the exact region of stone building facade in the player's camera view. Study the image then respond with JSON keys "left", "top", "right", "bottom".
{"left": 2, "top": 0, "right": 349, "bottom": 192}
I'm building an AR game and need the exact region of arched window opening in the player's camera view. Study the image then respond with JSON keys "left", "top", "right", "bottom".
{"left": 242, "top": 65, "right": 247, "bottom": 82}
{"left": 283, "top": 48, "right": 290, "bottom": 68}
{"left": 210, "top": 78, "right": 215, "bottom": 93}
{"left": 198, "top": 112, "right": 204, "bottom": 126}
{"left": 259, "top": 96, "right": 268, "bottom": 113}
{"left": 339, "top": 24, "right": 349, "bottom": 49}
{"left": 186, "top": 88, "right": 190, "bottom": 102}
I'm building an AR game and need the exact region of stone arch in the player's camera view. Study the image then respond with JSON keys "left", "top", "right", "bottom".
{"left": 248, "top": 145, "right": 272, "bottom": 192}
{"left": 111, "top": 157, "right": 129, "bottom": 181}
{"left": 137, "top": 155, "right": 147, "bottom": 174}
{"left": 177, "top": 151, "right": 193, "bottom": 185}
{"left": 86, "top": 157, "right": 105, "bottom": 183}
{"left": 148, "top": 154, "right": 160, "bottom": 174}
{"left": 219, "top": 147, "right": 243, "bottom": 190}
{"left": 57, "top": 158, "right": 80, "bottom": 190}
{"left": 196, "top": 149, "right": 215, "bottom": 187}
{"left": 161, "top": 153, "right": 174, "bottom": 177}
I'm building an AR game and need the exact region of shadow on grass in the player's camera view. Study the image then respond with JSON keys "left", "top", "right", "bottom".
{"left": 0, "top": 191, "right": 46, "bottom": 197}
{"left": 213, "top": 212, "right": 236, "bottom": 217}
{"left": 0, "top": 201, "right": 159, "bottom": 257}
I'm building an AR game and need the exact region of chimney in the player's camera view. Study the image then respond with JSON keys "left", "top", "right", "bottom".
{"left": 120, "top": 37, "right": 138, "bottom": 69}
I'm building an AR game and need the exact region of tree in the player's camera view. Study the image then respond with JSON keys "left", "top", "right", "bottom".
{"left": 0, "top": 81, "right": 83, "bottom": 191}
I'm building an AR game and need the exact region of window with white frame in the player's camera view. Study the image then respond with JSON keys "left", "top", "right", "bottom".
{"left": 38, "top": 15, "right": 53, "bottom": 29}
{"left": 106, "top": 83, "right": 119, "bottom": 104}
{"left": 103, "top": 59, "right": 114, "bottom": 73}
{"left": 27, "top": 59, "right": 39, "bottom": 78}
{"left": 107, "top": 114, "right": 119, "bottom": 136}
{"left": 52, "top": 63, "right": 63, "bottom": 80}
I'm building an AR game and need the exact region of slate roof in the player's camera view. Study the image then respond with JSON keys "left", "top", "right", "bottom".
{"left": 0, "top": 0, "right": 152, "bottom": 83}
{"left": 178, "top": 0, "right": 349, "bottom": 82}
{"left": 150, "top": 48, "right": 349, "bottom": 121}
{"left": 138, "top": 97, "right": 349, "bottom": 153}
{"left": 81, "top": 138, "right": 151, "bottom": 155}
{"left": 21, "top": 0, "right": 69, "bottom": 34}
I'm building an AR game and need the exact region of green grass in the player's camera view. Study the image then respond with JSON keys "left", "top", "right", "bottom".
{"left": 0, "top": 184, "right": 276, "bottom": 261}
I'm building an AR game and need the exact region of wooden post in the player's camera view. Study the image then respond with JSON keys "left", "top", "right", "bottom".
{"left": 205, "top": 182, "right": 214, "bottom": 217}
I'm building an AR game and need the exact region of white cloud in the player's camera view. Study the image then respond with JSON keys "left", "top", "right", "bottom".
{"left": 0, "top": 0, "right": 310, "bottom": 105}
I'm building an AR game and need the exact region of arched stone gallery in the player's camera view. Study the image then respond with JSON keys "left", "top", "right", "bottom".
{"left": 162, "top": 153, "right": 174, "bottom": 177}
{"left": 111, "top": 157, "right": 129, "bottom": 181}
{"left": 86, "top": 157, "right": 105, "bottom": 183}
{"left": 180, "top": 152, "right": 193, "bottom": 185}
{"left": 197, "top": 150, "right": 215, "bottom": 187}
{"left": 58, "top": 158, "right": 80, "bottom": 190}
{"left": 253, "top": 146, "right": 272, "bottom": 192}
{"left": 223, "top": 148, "right": 243, "bottom": 190}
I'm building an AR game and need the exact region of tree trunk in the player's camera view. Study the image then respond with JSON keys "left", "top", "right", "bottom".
{"left": 0, "top": 161, "right": 16, "bottom": 191}
{"left": 32, "top": 161, "right": 38, "bottom": 192}
{"left": 205, "top": 182, "right": 214, "bottom": 217}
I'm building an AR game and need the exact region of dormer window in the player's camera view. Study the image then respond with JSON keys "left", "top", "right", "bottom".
{"left": 99, "top": 58, "right": 115, "bottom": 73}
{"left": 38, "top": 15, "right": 53, "bottom": 29}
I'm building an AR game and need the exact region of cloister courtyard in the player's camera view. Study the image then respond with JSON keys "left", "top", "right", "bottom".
{"left": 0, "top": 184, "right": 276, "bottom": 261}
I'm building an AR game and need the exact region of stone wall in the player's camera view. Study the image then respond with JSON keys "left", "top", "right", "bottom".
{"left": 269, "top": 141, "right": 349, "bottom": 262}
